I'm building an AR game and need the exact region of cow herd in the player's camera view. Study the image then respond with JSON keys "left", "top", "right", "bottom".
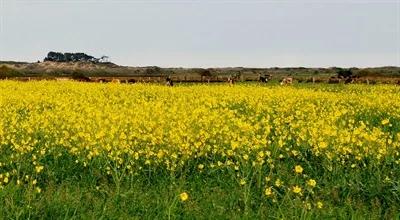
{"left": 105, "top": 76, "right": 400, "bottom": 86}
{"left": 6, "top": 74, "right": 397, "bottom": 86}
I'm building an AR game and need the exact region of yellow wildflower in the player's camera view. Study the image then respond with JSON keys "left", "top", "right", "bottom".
{"left": 264, "top": 187, "right": 273, "bottom": 196}
{"left": 292, "top": 185, "right": 302, "bottom": 194}
{"left": 275, "top": 178, "right": 283, "bottom": 187}
{"left": 180, "top": 192, "right": 189, "bottom": 202}
{"left": 198, "top": 164, "right": 204, "bottom": 170}
{"left": 35, "top": 165, "right": 44, "bottom": 173}
{"left": 294, "top": 165, "right": 303, "bottom": 174}
{"left": 307, "top": 179, "right": 317, "bottom": 187}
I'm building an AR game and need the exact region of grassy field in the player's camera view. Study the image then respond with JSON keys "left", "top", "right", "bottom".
{"left": 0, "top": 81, "right": 399, "bottom": 219}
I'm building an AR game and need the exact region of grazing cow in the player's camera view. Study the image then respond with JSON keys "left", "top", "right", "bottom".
{"left": 259, "top": 74, "right": 272, "bottom": 83}
{"left": 111, "top": 78, "right": 120, "bottom": 83}
{"left": 166, "top": 76, "right": 174, "bottom": 86}
{"left": 328, "top": 77, "right": 341, "bottom": 84}
{"left": 344, "top": 77, "right": 354, "bottom": 84}
{"left": 227, "top": 76, "right": 235, "bottom": 85}
{"left": 280, "top": 77, "right": 293, "bottom": 85}
{"left": 127, "top": 79, "right": 136, "bottom": 84}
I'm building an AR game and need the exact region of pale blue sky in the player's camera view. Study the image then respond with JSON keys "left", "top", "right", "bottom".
{"left": 0, "top": 0, "right": 399, "bottom": 67}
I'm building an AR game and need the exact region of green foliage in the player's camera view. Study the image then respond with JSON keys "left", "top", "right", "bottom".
{"left": 0, "top": 160, "right": 398, "bottom": 219}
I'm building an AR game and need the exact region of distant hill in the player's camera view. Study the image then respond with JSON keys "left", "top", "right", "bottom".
{"left": 0, "top": 59, "right": 399, "bottom": 82}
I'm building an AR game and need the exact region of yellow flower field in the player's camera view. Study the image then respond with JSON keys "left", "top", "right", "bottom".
{"left": 0, "top": 81, "right": 399, "bottom": 218}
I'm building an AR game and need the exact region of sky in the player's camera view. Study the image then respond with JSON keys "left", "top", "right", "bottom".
{"left": 0, "top": 0, "right": 399, "bottom": 68}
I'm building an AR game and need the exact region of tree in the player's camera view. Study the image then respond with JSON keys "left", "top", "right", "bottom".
{"left": 99, "top": 56, "right": 110, "bottom": 63}
{"left": 145, "top": 66, "right": 161, "bottom": 75}
{"left": 44, "top": 52, "right": 102, "bottom": 63}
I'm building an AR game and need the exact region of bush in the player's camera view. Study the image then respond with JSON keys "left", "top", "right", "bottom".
{"left": 71, "top": 70, "right": 91, "bottom": 81}
{"left": 0, "top": 65, "right": 21, "bottom": 77}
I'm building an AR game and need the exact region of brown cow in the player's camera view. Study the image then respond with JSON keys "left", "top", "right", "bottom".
{"left": 111, "top": 78, "right": 120, "bottom": 83}
{"left": 280, "top": 77, "right": 293, "bottom": 85}
{"left": 328, "top": 77, "right": 341, "bottom": 84}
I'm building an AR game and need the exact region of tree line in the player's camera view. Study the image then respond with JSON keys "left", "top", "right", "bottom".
{"left": 44, "top": 52, "right": 109, "bottom": 63}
